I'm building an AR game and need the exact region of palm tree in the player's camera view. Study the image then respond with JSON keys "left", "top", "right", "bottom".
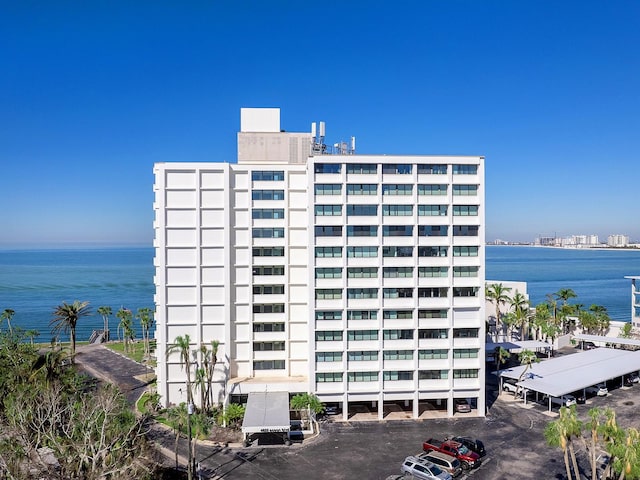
{"left": 199, "top": 340, "right": 220, "bottom": 411}
{"left": 485, "top": 283, "right": 512, "bottom": 340}
{"left": 1, "top": 308, "right": 15, "bottom": 335}
{"left": 167, "top": 335, "right": 194, "bottom": 405}
{"left": 166, "top": 403, "right": 189, "bottom": 470}
{"left": 97, "top": 306, "right": 112, "bottom": 341}
{"left": 191, "top": 411, "right": 212, "bottom": 473}
{"left": 555, "top": 288, "right": 577, "bottom": 333}
{"left": 50, "top": 301, "right": 91, "bottom": 362}
{"left": 587, "top": 407, "right": 606, "bottom": 480}
{"left": 116, "top": 307, "right": 133, "bottom": 353}
{"left": 545, "top": 405, "right": 581, "bottom": 480}
{"left": 494, "top": 346, "right": 511, "bottom": 373}
{"left": 515, "top": 349, "right": 538, "bottom": 398}
{"left": 136, "top": 307, "right": 154, "bottom": 358}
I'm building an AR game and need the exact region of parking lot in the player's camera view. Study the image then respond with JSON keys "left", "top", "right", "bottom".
{"left": 218, "top": 361, "right": 640, "bottom": 480}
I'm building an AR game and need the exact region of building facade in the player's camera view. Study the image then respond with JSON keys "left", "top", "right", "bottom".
{"left": 153, "top": 108, "right": 486, "bottom": 419}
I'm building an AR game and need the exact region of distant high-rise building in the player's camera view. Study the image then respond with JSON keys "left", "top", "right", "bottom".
{"left": 153, "top": 108, "right": 486, "bottom": 420}
{"left": 608, "top": 234, "right": 629, "bottom": 247}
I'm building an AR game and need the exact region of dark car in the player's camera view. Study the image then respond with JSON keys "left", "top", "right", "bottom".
{"left": 572, "top": 392, "right": 586, "bottom": 404}
{"left": 450, "top": 436, "right": 486, "bottom": 457}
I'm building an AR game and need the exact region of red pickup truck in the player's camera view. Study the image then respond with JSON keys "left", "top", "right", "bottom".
{"left": 422, "top": 438, "right": 481, "bottom": 470}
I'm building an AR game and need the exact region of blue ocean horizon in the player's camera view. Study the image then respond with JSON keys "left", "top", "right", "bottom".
{"left": 1, "top": 245, "right": 638, "bottom": 344}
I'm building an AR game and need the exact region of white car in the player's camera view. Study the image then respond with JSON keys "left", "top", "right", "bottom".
{"left": 502, "top": 380, "right": 518, "bottom": 394}
{"left": 586, "top": 384, "right": 608, "bottom": 396}
{"left": 548, "top": 395, "right": 577, "bottom": 407}
{"left": 401, "top": 456, "right": 452, "bottom": 480}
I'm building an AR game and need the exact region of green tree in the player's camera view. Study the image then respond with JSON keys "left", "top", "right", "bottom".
{"left": 116, "top": 307, "right": 134, "bottom": 353}
{"left": 0, "top": 308, "right": 15, "bottom": 335}
{"left": 494, "top": 346, "right": 511, "bottom": 373}
{"left": 485, "top": 283, "right": 512, "bottom": 339}
{"left": 166, "top": 403, "right": 189, "bottom": 470}
{"left": 291, "top": 392, "right": 325, "bottom": 429}
{"left": 136, "top": 307, "right": 154, "bottom": 359}
{"left": 545, "top": 405, "right": 582, "bottom": 480}
{"left": 50, "top": 300, "right": 91, "bottom": 362}
{"left": 555, "top": 288, "right": 578, "bottom": 333}
{"left": 223, "top": 403, "right": 246, "bottom": 429}
{"left": 620, "top": 322, "right": 634, "bottom": 339}
{"left": 97, "top": 305, "right": 112, "bottom": 341}
{"left": 515, "top": 349, "right": 538, "bottom": 397}
{"left": 167, "top": 335, "right": 195, "bottom": 406}
{"left": 199, "top": 340, "right": 220, "bottom": 411}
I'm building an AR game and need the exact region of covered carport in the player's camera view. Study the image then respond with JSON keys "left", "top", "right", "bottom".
{"left": 241, "top": 391, "right": 291, "bottom": 446}
{"left": 499, "top": 348, "right": 640, "bottom": 412}
{"left": 573, "top": 333, "right": 640, "bottom": 350}
{"left": 486, "top": 340, "right": 552, "bottom": 363}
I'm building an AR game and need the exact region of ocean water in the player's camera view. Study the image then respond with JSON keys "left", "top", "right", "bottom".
{"left": 1, "top": 245, "right": 638, "bottom": 344}
{"left": 486, "top": 245, "right": 640, "bottom": 322}
{"left": 0, "top": 248, "right": 154, "bottom": 344}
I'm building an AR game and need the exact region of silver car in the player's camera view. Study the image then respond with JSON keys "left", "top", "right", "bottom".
{"left": 401, "top": 456, "right": 453, "bottom": 480}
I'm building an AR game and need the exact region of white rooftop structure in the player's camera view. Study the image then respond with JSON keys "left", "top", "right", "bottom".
{"left": 572, "top": 333, "right": 640, "bottom": 348}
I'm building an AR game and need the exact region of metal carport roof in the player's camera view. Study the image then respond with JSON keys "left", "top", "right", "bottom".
{"left": 499, "top": 348, "right": 640, "bottom": 398}
{"left": 573, "top": 333, "right": 640, "bottom": 348}
{"left": 241, "top": 391, "right": 290, "bottom": 434}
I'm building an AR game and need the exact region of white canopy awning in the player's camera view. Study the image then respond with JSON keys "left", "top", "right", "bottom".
{"left": 241, "top": 391, "right": 290, "bottom": 434}
{"left": 573, "top": 333, "right": 640, "bottom": 348}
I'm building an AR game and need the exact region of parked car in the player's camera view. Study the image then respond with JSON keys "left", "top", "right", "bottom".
{"left": 454, "top": 399, "right": 471, "bottom": 413}
{"left": 449, "top": 436, "right": 486, "bottom": 457}
{"left": 323, "top": 404, "right": 341, "bottom": 415}
{"left": 628, "top": 373, "right": 640, "bottom": 383}
{"left": 543, "top": 394, "right": 577, "bottom": 407}
{"left": 423, "top": 439, "right": 481, "bottom": 470}
{"left": 586, "top": 384, "right": 608, "bottom": 396}
{"left": 419, "top": 451, "right": 463, "bottom": 478}
{"left": 572, "top": 392, "right": 586, "bottom": 404}
{"left": 401, "top": 456, "right": 452, "bottom": 480}
{"left": 502, "top": 379, "right": 518, "bottom": 394}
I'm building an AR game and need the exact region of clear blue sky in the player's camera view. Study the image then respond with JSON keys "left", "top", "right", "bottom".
{"left": 2, "top": 1, "right": 639, "bottom": 247}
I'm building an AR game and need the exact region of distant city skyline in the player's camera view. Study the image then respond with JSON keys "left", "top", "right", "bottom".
{"left": 2, "top": 2, "right": 640, "bottom": 247}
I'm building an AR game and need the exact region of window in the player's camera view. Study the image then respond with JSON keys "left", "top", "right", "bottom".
{"left": 316, "top": 331, "right": 343, "bottom": 341}
{"left": 347, "top": 288, "right": 378, "bottom": 299}
{"left": 453, "top": 164, "right": 478, "bottom": 175}
{"left": 418, "top": 309, "right": 448, "bottom": 319}
{"left": 347, "top": 267, "right": 378, "bottom": 278}
{"left": 383, "top": 371, "right": 413, "bottom": 381}
{"left": 253, "top": 341, "right": 285, "bottom": 351}
{"left": 383, "top": 329, "right": 413, "bottom": 340}
{"left": 419, "top": 329, "right": 448, "bottom": 339}
{"left": 253, "top": 247, "right": 284, "bottom": 257}
{"left": 315, "top": 311, "right": 343, "bottom": 320}
{"left": 252, "top": 228, "right": 285, "bottom": 238}
{"left": 346, "top": 163, "right": 377, "bottom": 174}
{"left": 382, "top": 164, "right": 412, "bottom": 174}
{"left": 419, "top": 349, "right": 448, "bottom": 359}
{"left": 454, "top": 369, "right": 479, "bottom": 378}
{"left": 315, "top": 226, "right": 343, "bottom": 237}
{"left": 382, "top": 184, "right": 413, "bottom": 195}
{"left": 383, "top": 267, "right": 413, "bottom": 278}
{"left": 316, "top": 352, "right": 342, "bottom": 362}
{"left": 418, "top": 287, "right": 448, "bottom": 298}
{"left": 347, "top": 225, "right": 378, "bottom": 237}
{"left": 252, "top": 190, "right": 285, "bottom": 201}
{"left": 453, "top": 328, "right": 479, "bottom": 338}
{"left": 252, "top": 266, "right": 285, "bottom": 276}
{"left": 252, "top": 170, "right": 284, "bottom": 181}
{"left": 347, "top": 310, "right": 378, "bottom": 320}
{"left": 382, "top": 205, "right": 413, "bottom": 216}
{"left": 315, "top": 205, "right": 342, "bottom": 216}
{"left": 453, "top": 266, "right": 479, "bottom": 277}
{"left": 453, "top": 287, "right": 479, "bottom": 297}
{"left": 348, "top": 350, "right": 378, "bottom": 361}
{"left": 315, "top": 267, "right": 342, "bottom": 279}
{"left": 347, "top": 246, "right": 378, "bottom": 258}
{"left": 453, "top": 246, "right": 479, "bottom": 257}
{"left": 383, "top": 288, "right": 413, "bottom": 299}
{"left": 254, "top": 360, "right": 285, "bottom": 370}
{"left": 346, "top": 183, "right": 377, "bottom": 195}
{"left": 418, "top": 205, "right": 448, "bottom": 216}
{"left": 453, "top": 184, "right": 478, "bottom": 196}
{"left": 418, "top": 225, "right": 448, "bottom": 237}
{"left": 452, "top": 205, "right": 479, "bottom": 216}
{"left": 315, "top": 184, "right": 342, "bottom": 195}
{"left": 419, "top": 370, "right": 448, "bottom": 380}
{"left": 348, "top": 371, "right": 379, "bottom": 382}
{"left": 316, "top": 372, "right": 343, "bottom": 382}
{"left": 418, "top": 164, "right": 447, "bottom": 174}
{"left": 315, "top": 246, "right": 342, "bottom": 258}
{"left": 418, "top": 184, "right": 447, "bottom": 195}
{"left": 315, "top": 289, "right": 342, "bottom": 300}
{"left": 252, "top": 208, "right": 285, "bottom": 219}
{"left": 418, "top": 267, "right": 448, "bottom": 277}
{"left": 314, "top": 163, "right": 341, "bottom": 174}
{"left": 253, "top": 304, "right": 285, "bottom": 313}
{"left": 384, "top": 350, "right": 413, "bottom": 360}
{"left": 347, "top": 204, "right": 378, "bottom": 216}
{"left": 453, "top": 225, "right": 479, "bottom": 236}
{"left": 383, "top": 225, "right": 413, "bottom": 237}
{"left": 454, "top": 349, "right": 479, "bottom": 359}
{"left": 253, "top": 322, "right": 285, "bottom": 332}
{"left": 383, "top": 310, "right": 413, "bottom": 319}
{"left": 418, "top": 246, "right": 447, "bottom": 257}
{"left": 382, "top": 246, "right": 413, "bottom": 257}
{"left": 253, "top": 285, "right": 284, "bottom": 295}
{"left": 347, "top": 330, "right": 378, "bottom": 341}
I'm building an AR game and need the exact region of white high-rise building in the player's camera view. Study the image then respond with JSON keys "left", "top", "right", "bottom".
{"left": 153, "top": 108, "right": 486, "bottom": 420}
